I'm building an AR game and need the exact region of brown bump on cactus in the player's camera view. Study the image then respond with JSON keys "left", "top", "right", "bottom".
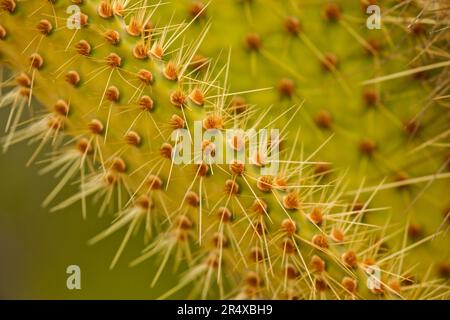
{"left": 285, "top": 264, "right": 298, "bottom": 280}
{"left": 190, "top": 54, "right": 209, "bottom": 71}
{"left": 359, "top": 138, "right": 376, "bottom": 157}
{"left": 169, "top": 114, "right": 185, "bottom": 129}
{"left": 88, "top": 119, "right": 104, "bottom": 135}
{"left": 324, "top": 3, "right": 341, "bottom": 22}
{"left": 16, "top": 73, "right": 31, "bottom": 87}
{"left": 224, "top": 179, "right": 239, "bottom": 194}
{"left": 388, "top": 279, "right": 402, "bottom": 295}
{"left": 229, "top": 96, "right": 247, "bottom": 114}
{"left": 342, "top": 251, "right": 358, "bottom": 268}
{"left": 249, "top": 247, "right": 264, "bottom": 262}
{"left": 273, "top": 176, "right": 287, "bottom": 191}
{"left": 315, "top": 163, "right": 331, "bottom": 176}
{"left": 98, "top": 0, "right": 113, "bottom": 18}
{"left": 315, "top": 277, "right": 328, "bottom": 292}
{"left": 29, "top": 53, "right": 44, "bottom": 69}
{"left": 403, "top": 119, "right": 420, "bottom": 136}
{"left": 203, "top": 115, "right": 223, "bottom": 130}
{"left": 408, "top": 223, "right": 422, "bottom": 240}
{"left": 47, "top": 116, "right": 64, "bottom": 131}
{"left": 177, "top": 215, "right": 193, "bottom": 232}
{"left": 185, "top": 191, "right": 200, "bottom": 207}
{"left": 281, "top": 219, "right": 296, "bottom": 236}
{"left": 312, "top": 234, "right": 329, "bottom": 249}
{"left": 126, "top": 17, "right": 142, "bottom": 37}
{"left": 133, "top": 42, "right": 149, "bottom": 60}
{"left": 278, "top": 78, "right": 295, "bottom": 99}
{"left": 342, "top": 277, "right": 357, "bottom": 294}
{"left": 105, "top": 86, "right": 120, "bottom": 102}
{"left": 65, "top": 70, "right": 80, "bottom": 86}
{"left": 189, "top": 1, "right": 206, "bottom": 19}
{"left": 136, "top": 69, "right": 153, "bottom": 86}
{"left": 138, "top": 95, "right": 154, "bottom": 112}
{"left": 124, "top": 131, "right": 141, "bottom": 146}
{"left": 17, "top": 87, "right": 30, "bottom": 98}
{"left": 353, "top": 202, "right": 365, "bottom": 212}
{"left": 309, "top": 207, "right": 324, "bottom": 225}
{"left": 253, "top": 221, "right": 267, "bottom": 236}
{"left": 217, "top": 207, "right": 232, "bottom": 223}
{"left": 160, "top": 143, "right": 173, "bottom": 159}
{"left": 105, "top": 172, "right": 118, "bottom": 186}
{"left": 150, "top": 42, "right": 164, "bottom": 60}
{"left": 135, "top": 194, "right": 152, "bottom": 210}
{"left": 310, "top": 255, "right": 326, "bottom": 273}
{"left": 436, "top": 262, "right": 450, "bottom": 278}
{"left": 251, "top": 199, "right": 268, "bottom": 216}
{"left": 110, "top": 157, "right": 127, "bottom": 173}
{"left": 283, "top": 192, "right": 301, "bottom": 210}
{"left": 170, "top": 90, "right": 186, "bottom": 108}
{"left": 321, "top": 53, "right": 338, "bottom": 71}
{"left": 256, "top": 175, "right": 273, "bottom": 192}
{"left": 401, "top": 274, "right": 415, "bottom": 287}
{"left": 75, "top": 40, "right": 91, "bottom": 56}
{"left": 18, "top": 87, "right": 30, "bottom": 99}
{"left": 282, "top": 238, "right": 296, "bottom": 255}
{"left": 189, "top": 88, "right": 205, "bottom": 106}
{"left": 196, "top": 162, "right": 210, "bottom": 177}
{"left": 147, "top": 175, "right": 163, "bottom": 190}
{"left": 37, "top": 20, "right": 53, "bottom": 36}
{"left": 394, "top": 171, "right": 410, "bottom": 190}
{"left": 330, "top": 227, "right": 344, "bottom": 242}
{"left": 142, "top": 22, "right": 153, "bottom": 37}
{"left": 164, "top": 60, "right": 178, "bottom": 81}
{"left": 76, "top": 138, "right": 92, "bottom": 154}
{"left": 314, "top": 110, "right": 333, "bottom": 129}
{"left": 79, "top": 13, "right": 89, "bottom": 27}
{"left": 0, "top": 0, "right": 16, "bottom": 13}
{"left": 284, "top": 16, "right": 301, "bottom": 36}
{"left": 410, "top": 23, "right": 426, "bottom": 36}
{"left": 362, "top": 258, "right": 375, "bottom": 267}
{"left": 53, "top": 99, "right": 69, "bottom": 116}
{"left": 111, "top": 1, "right": 124, "bottom": 16}
{"left": 245, "top": 271, "right": 261, "bottom": 288}
{"left": 0, "top": 24, "right": 6, "bottom": 39}
{"left": 363, "top": 88, "right": 379, "bottom": 108}
{"left": 245, "top": 33, "right": 262, "bottom": 52}
{"left": 104, "top": 30, "right": 120, "bottom": 45}
{"left": 105, "top": 53, "right": 122, "bottom": 68}
{"left": 212, "top": 233, "right": 228, "bottom": 248}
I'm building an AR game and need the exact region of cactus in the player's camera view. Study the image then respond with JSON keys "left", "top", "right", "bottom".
{"left": 0, "top": 0, "right": 448, "bottom": 299}
{"left": 160, "top": 0, "right": 450, "bottom": 287}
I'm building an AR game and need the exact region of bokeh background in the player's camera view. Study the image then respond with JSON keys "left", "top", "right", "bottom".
{"left": 0, "top": 117, "right": 186, "bottom": 299}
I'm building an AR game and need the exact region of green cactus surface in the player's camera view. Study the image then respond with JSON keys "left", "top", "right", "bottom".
{"left": 0, "top": 0, "right": 449, "bottom": 299}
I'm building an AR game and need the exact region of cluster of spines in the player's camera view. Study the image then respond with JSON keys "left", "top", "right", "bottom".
{"left": 0, "top": 0, "right": 449, "bottom": 299}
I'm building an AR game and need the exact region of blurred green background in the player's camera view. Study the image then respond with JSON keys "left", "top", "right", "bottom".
{"left": 0, "top": 116, "right": 184, "bottom": 299}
